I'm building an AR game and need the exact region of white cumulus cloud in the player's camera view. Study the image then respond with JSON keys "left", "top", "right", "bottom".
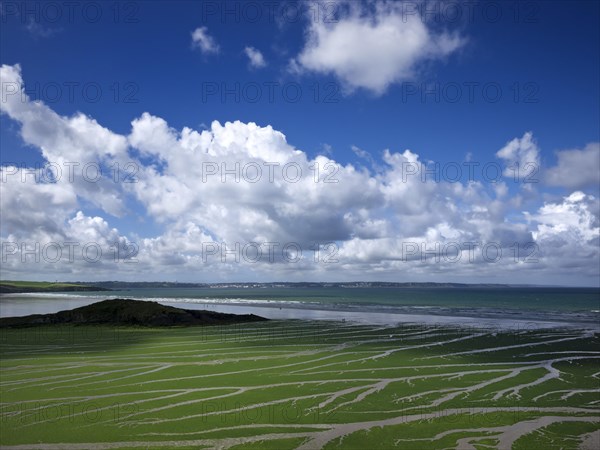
{"left": 545, "top": 143, "right": 600, "bottom": 190}
{"left": 496, "top": 132, "right": 541, "bottom": 182}
{"left": 1, "top": 63, "right": 598, "bottom": 285}
{"left": 291, "top": 0, "right": 464, "bottom": 95}
{"left": 244, "top": 46, "right": 267, "bottom": 68}
{"left": 0, "top": 64, "right": 130, "bottom": 217}
{"left": 191, "top": 26, "right": 219, "bottom": 54}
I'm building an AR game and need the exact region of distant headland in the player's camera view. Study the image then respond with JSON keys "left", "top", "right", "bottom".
{"left": 0, "top": 299, "right": 267, "bottom": 327}
{"left": 1, "top": 280, "right": 537, "bottom": 294}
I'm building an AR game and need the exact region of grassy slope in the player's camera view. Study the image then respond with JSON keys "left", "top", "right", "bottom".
{"left": 0, "top": 280, "right": 107, "bottom": 293}
{"left": 0, "top": 322, "right": 598, "bottom": 449}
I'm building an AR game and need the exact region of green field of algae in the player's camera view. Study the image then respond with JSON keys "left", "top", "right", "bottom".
{"left": 1, "top": 321, "right": 599, "bottom": 449}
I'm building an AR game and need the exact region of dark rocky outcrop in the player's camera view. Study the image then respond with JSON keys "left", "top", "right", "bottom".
{"left": 0, "top": 299, "right": 267, "bottom": 327}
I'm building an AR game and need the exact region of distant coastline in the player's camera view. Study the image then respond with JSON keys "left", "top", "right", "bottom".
{"left": 2, "top": 280, "right": 596, "bottom": 295}
{"left": 1, "top": 283, "right": 598, "bottom": 329}
{"left": 0, "top": 281, "right": 110, "bottom": 294}
{"left": 76, "top": 281, "right": 549, "bottom": 289}
{"left": 2, "top": 280, "right": 577, "bottom": 292}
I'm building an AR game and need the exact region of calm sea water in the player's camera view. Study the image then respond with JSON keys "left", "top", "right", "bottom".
{"left": 1, "top": 287, "right": 599, "bottom": 329}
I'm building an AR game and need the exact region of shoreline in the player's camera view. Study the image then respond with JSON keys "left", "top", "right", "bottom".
{"left": 1, "top": 294, "right": 598, "bottom": 331}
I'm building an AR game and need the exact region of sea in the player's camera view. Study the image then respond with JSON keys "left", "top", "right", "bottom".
{"left": 1, "top": 286, "right": 599, "bottom": 330}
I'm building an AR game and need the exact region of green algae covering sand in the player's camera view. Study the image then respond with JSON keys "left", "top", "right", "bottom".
{"left": 1, "top": 321, "right": 598, "bottom": 449}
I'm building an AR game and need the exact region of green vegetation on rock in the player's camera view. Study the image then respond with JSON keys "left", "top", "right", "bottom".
{"left": 0, "top": 280, "right": 109, "bottom": 294}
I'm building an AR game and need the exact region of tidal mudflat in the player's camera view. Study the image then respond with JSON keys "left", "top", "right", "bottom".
{"left": 1, "top": 321, "right": 599, "bottom": 449}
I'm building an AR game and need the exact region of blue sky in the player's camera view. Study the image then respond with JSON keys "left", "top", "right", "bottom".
{"left": 1, "top": 1, "right": 599, "bottom": 285}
